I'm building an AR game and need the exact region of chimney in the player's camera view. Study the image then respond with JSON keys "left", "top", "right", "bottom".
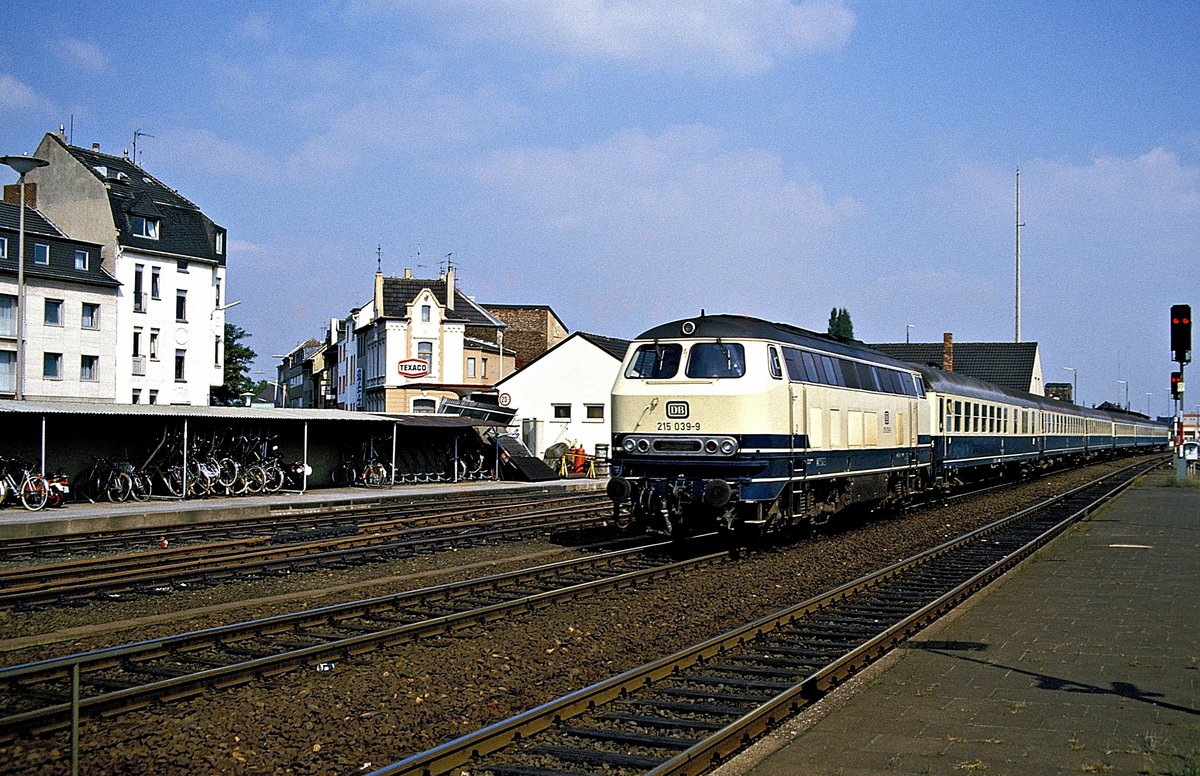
{"left": 446, "top": 266, "right": 455, "bottom": 311}
{"left": 942, "top": 332, "right": 954, "bottom": 372}
{"left": 91, "top": 142, "right": 100, "bottom": 152}
{"left": 2, "top": 182, "right": 37, "bottom": 209}
{"left": 58, "top": 124, "right": 66, "bottom": 140}
{"left": 404, "top": 267, "right": 412, "bottom": 279}
{"left": 374, "top": 271, "right": 384, "bottom": 319}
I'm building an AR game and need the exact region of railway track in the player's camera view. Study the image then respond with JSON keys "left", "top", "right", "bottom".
{"left": 0, "top": 490, "right": 606, "bottom": 562}
{"left": 0, "top": 497, "right": 616, "bottom": 610}
{"left": 0, "top": 540, "right": 729, "bottom": 742}
{"left": 369, "top": 459, "right": 1157, "bottom": 776}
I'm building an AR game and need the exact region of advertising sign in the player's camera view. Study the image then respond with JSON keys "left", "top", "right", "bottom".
{"left": 397, "top": 358, "right": 431, "bottom": 379}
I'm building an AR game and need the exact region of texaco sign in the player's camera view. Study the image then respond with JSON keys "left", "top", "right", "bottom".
{"left": 397, "top": 358, "right": 431, "bottom": 378}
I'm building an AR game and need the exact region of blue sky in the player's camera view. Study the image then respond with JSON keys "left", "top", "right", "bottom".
{"left": 2, "top": 1, "right": 1197, "bottom": 414}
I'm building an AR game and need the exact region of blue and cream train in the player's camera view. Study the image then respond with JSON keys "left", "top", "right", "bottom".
{"left": 606, "top": 314, "right": 1169, "bottom": 536}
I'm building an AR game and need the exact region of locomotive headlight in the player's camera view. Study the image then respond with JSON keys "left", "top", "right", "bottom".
{"left": 622, "top": 438, "right": 637, "bottom": 454}
{"left": 720, "top": 439, "right": 737, "bottom": 455}
{"left": 636, "top": 438, "right": 651, "bottom": 453}
{"left": 705, "top": 439, "right": 719, "bottom": 454}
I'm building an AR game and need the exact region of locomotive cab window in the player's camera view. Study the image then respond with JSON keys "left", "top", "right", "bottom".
{"left": 686, "top": 342, "right": 745, "bottom": 378}
{"left": 626, "top": 343, "right": 682, "bottom": 379}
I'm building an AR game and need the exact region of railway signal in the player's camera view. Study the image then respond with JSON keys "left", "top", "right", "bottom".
{"left": 1171, "top": 304, "right": 1191, "bottom": 364}
{"left": 1171, "top": 371, "right": 1183, "bottom": 400}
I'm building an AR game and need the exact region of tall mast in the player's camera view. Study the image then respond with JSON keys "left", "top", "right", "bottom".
{"left": 1014, "top": 157, "right": 1024, "bottom": 343}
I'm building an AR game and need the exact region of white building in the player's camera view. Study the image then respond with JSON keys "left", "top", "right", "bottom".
{"left": 25, "top": 130, "right": 227, "bottom": 405}
{"left": 495, "top": 331, "right": 630, "bottom": 458}
{"left": 0, "top": 199, "right": 118, "bottom": 400}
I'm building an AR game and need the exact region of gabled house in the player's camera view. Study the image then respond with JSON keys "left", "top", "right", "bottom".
{"left": 24, "top": 130, "right": 228, "bottom": 405}
{"left": 353, "top": 267, "right": 515, "bottom": 413}
{"left": 870, "top": 334, "right": 1045, "bottom": 396}
{"left": 495, "top": 331, "right": 631, "bottom": 458}
{"left": 0, "top": 198, "right": 118, "bottom": 401}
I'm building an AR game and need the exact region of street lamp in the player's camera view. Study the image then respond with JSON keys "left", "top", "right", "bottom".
{"left": 1117, "top": 379, "right": 1128, "bottom": 411}
{"left": 1063, "top": 367, "right": 1077, "bottom": 405}
{"left": 1, "top": 154, "right": 49, "bottom": 400}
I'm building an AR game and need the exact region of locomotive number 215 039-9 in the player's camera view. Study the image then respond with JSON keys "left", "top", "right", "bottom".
{"left": 657, "top": 421, "right": 702, "bottom": 431}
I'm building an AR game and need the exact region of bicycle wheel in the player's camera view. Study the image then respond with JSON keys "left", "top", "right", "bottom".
{"left": 244, "top": 464, "right": 267, "bottom": 494}
{"left": 20, "top": 475, "right": 49, "bottom": 511}
{"left": 106, "top": 471, "right": 133, "bottom": 503}
{"left": 363, "top": 462, "right": 386, "bottom": 488}
{"left": 217, "top": 458, "right": 239, "bottom": 489}
{"left": 130, "top": 471, "right": 153, "bottom": 502}
{"left": 263, "top": 464, "right": 285, "bottom": 493}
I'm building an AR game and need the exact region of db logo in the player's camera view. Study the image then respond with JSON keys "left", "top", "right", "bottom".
{"left": 665, "top": 401, "right": 689, "bottom": 419}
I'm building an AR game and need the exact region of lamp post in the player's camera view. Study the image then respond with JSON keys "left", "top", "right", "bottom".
{"left": 1117, "top": 379, "right": 1128, "bottom": 411}
{"left": 1, "top": 154, "right": 49, "bottom": 400}
{"left": 1063, "top": 367, "right": 1077, "bottom": 405}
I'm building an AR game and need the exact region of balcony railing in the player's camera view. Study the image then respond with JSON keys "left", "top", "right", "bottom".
{"left": 132, "top": 355, "right": 147, "bottom": 376}
{"left": 132, "top": 291, "right": 148, "bottom": 313}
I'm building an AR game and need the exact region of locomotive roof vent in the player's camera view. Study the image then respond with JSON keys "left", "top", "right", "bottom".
{"left": 681, "top": 320, "right": 696, "bottom": 335}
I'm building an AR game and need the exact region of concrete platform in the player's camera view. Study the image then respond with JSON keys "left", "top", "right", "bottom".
{"left": 719, "top": 480, "right": 1200, "bottom": 775}
{"left": 0, "top": 477, "right": 604, "bottom": 539}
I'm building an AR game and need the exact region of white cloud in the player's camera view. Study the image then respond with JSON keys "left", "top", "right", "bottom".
{"left": 0, "top": 74, "right": 54, "bottom": 114}
{"left": 389, "top": 0, "right": 855, "bottom": 75}
{"left": 149, "top": 127, "right": 278, "bottom": 180}
{"left": 55, "top": 37, "right": 108, "bottom": 71}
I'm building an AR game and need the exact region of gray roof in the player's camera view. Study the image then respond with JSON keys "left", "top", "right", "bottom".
{"left": 0, "top": 399, "right": 391, "bottom": 422}
{"left": 380, "top": 275, "right": 504, "bottom": 328}
{"left": 46, "top": 134, "right": 226, "bottom": 265}
{"left": 0, "top": 201, "right": 119, "bottom": 288}
{"left": 870, "top": 341, "right": 1040, "bottom": 393}
{"left": 577, "top": 331, "right": 632, "bottom": 361}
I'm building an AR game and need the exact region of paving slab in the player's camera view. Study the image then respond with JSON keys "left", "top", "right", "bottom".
{"left": 718, "top": 480, "right": 1200, "bottom": 776}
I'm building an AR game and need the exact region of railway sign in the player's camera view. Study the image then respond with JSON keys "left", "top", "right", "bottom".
{"left": 665, "top": 401, "right": 689, "bottom": 419}
{"left": 397, "top": 358, "right": 431, "bottom": 378}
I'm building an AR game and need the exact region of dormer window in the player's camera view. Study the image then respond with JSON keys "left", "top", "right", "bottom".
{"left": 215, "top": 230, "right": 225, "bottom": 255}
{"left": 131, "top": 215, "right": 159, "bottom": 239}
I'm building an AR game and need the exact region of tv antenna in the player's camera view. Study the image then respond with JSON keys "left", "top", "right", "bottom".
{"left": 375, "top": 244, "right": 383, "bottom": 273}
{"left": 132, "top": 129, "right": 154, "bottom": 165}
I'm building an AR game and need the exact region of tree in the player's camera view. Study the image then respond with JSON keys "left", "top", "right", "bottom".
{"left": 210, "top": 323, "right": 258, "bottom": 405}
{"left": 827, "top": 307, "right": 855, "bottom": 340}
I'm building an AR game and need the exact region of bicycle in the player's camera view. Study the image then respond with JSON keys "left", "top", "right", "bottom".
{"left": 0, "top": 456, "right": 51, "bottom": 511}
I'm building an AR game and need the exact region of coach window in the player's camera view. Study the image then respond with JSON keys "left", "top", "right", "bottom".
{"left": 768, "top": 346, "right": 783, "bottom": 379}
{"left": 686, "top": 343, "right": 745, "bottom": 378}
{"left": 626, "top": 344, "right": 681, "bottom": 379}
{"left": 821, "top": 356, "right": 843, "bottom": 387}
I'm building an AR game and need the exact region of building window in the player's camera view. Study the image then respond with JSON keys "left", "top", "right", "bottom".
{"left": 44, "top": 352, "right": 63, "bottom": 379}
{"left": 175, "top": 290, "right": 187, "bottom": 322}
{"left": 44, "top": 299, "right": 64, "bottom": 326}
{"left": 131, "top": 215, "right": 159, "bottom": 239}
{"left": 585, "top": 404, "right": 605, "bottom": 421}
{"left": 174, "top": 349, "right": 186, "bottom": 382}
{"left": 148, "top": 389, "right": 158, "bottom": 405}
{"left": 466, "top": 357, "right": 476, "bottom": 378}
{"left": 417, "top": 341, "right": 433, "bottom": 367}
{"left": 80, "top": 355, "right": 99, "bottom": 382}
{"left": 133, "top": 328, "right": 142, "bottom": 357}
{"left": 176, "top": 259, "right": 188, "bottom": 273}
{"left": 552, "top": 404, "right": 571, "bottom": 420}
{"left": 421, "top": 304, "right": 431, "bottom": 322}
{"left": 74, "top": 250, "right": 89, "bottom": 271}
{"left": 81, "top": 302, "right": 100, "bottom": 330}
{"left": 214, "top": 335, "right": 221, "bottom": 366}
{"left": 151, "top": 268, "right": 161, "bottom": 299}
{"left": 134, "top": 264, "right": 146, "bottom": 312}
{"left": 481, "top": 358, "right": 488, "bottom": 378}
{"left": 0, "top": 236, "right": 6, "bottom": 259}
{"left": 412, "top": 397, "right": 436, "bottom": 413}
{"left": 33, "top": 243, "right": 50, "bottom": 265}
{"left": 132, "top": 388, "right": 141, "bottom": 404}
{"left": 0, "top": 294, "right": 14, "bottom": 337}
{"left": 0, "top": 351, "right": 14, "bottom": 393}
{"left": 214, "top": 277, "right": 221, "bottom": 306}
{"left": 149, "top": 329, "right": 160, "bottom": 360}
{"left": 215, "top": 230, "right": 225, "bottom": 255}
